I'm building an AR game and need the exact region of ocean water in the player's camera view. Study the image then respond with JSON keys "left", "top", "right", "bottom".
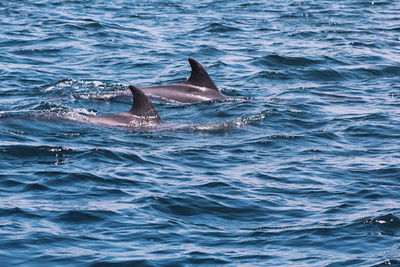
{"left": 1, "top": 0, "right": 400, "bottom": 265}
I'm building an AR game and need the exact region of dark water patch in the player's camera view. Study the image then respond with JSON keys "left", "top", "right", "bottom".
{"left": 151, "top": 194, "right": 269, "bottom": 220}
{"left": 344, "top": 123, "right": 400, "bottom": 139}
{"left": 197, "top": 181, "right": 233, "bottom": 190}
{"left": 0, "top": 207, "right": 43, "bottom": 219}
{"left": 206, "top": 22, "right": 241, "bottom": 33}
{"left": 309, "top": 130, "right": 341, "bottom": 142}
{"left": 364, "top": 214, "right": 400, "bottom": 236}
{"left": 250, "top": 70, "right": 292, "bottom": 81}
{"left": 0, "top": 144, "right": 76, "bottom": 164}
{"left": 56, "top": 210, "right": 115, "bottom": 224}
{"left": 13, "top": 47, "right": 64, "bottom": 57}
{"left": 87, "top": 187, "right": 130, "bottom": 198}
{"left": 75, "top": 148, "right": 129, "bottom": 164}
{"left": 194, "top": 45, "right": 226, "bottom": 58}
{"left": 388, "top": 26, "right": 400, "bottom": 32}
{"left": 0, "top": 177, "right": 26, "bottom": 189}
{"left": 22, "top": 182, "right": 51, "bottom": 192}
{"left": 43, "top": 171, "right": 116, "bottom": 188}
{"left": 311, "top": 91, "right": 364, "bottom": 102}
{"left": 348, "top": 65, "right": 400, "bottom": 80}
{"left": 351, "top": 167, "right": 400, "bottom": 181}
{"left": 304, "top": 68, "right": 345, "bottom": 82}
{"left": 348, "top": 41, "right": 380, "bottom": 48}
{"left": 252, "top": 54, "right": 324, "bottom": 67}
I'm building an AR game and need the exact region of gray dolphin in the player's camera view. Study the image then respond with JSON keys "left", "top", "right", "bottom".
{"left": 87, "top": 85, "right": 162, "bottom": 128}
{"left": 118, "top": 58, "right": 226, "bottom": 103}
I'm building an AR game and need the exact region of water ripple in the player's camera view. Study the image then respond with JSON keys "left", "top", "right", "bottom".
{"left": 1, "top": 0, "right": 400, "bottom": 265}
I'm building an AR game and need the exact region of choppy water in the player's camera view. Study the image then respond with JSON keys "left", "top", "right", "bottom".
{"left": 1, "top": 0, "right": 400, "bottom": 266}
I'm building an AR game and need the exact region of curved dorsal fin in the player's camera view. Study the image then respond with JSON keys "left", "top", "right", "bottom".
{"left": 129, "top": 85, "right": 161, "bottom": 121}
{"left": 185, "top": 58, "right": 218, "bottom": 90}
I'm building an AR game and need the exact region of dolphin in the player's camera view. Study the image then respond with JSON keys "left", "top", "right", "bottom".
{"left": 87, "top": 85, "right": 162, "bottom": 128}
{"left": 115, "top": 58, "right": 226, "bottom": 103}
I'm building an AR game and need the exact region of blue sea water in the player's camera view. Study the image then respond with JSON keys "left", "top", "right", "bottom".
{"left": 1, "top": 0, "right": 400, "bottom": 265}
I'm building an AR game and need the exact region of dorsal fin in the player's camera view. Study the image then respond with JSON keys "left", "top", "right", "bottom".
{"left": 185, "top": 58, "right": 218, "bottom": 90}
{"left": 129, "top": 85, "right": 161, "bottom": 121}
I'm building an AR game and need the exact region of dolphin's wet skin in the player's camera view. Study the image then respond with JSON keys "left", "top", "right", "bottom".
{"left": 0, "top": 58, "right": 231, "bottom": 131}
{"left": 114, "top": 58, "right": 227, "bottom": 104}
{"left": 77, "top": 58, "right": 227, "bottom": 129}
{"left": 86, "top": 85, "right": 162, "bottom": 129}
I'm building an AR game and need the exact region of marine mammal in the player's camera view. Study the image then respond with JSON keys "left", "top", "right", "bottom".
{"left": 87, "top": 85, "right": 162, "bottom": 128}
{"left": 115, "top": 58, "right": 226, "bottom": 103}
{"left": 139, "top": 58, "right": 226, "bottom": 103}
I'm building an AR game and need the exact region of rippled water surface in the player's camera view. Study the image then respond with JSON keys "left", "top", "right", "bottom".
{"left": 1, "top": 0, "right": 400, "bottom": 266}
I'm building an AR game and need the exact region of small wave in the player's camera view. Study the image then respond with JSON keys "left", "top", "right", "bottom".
{"left": 304, "top": 68, "right": 344, "bottom": 81}
{"left": 250, "top": 70, "right": 292, "bottom": 81}
{"left": 150, "top": 193, "right": 268, "bottom": 220}
{"left": 0, "top": 207, "right": 43, "bottom": 219}
{"left": 188, "top": 110, "right": 270, "bottom": 133}
{"left": 56, "top": 210, "right": 113, "bottom": 224}
{"left": 364, "top": 214, "right": 400, "bottom": 235}
{"left": 22, "top": 183, "right": 51, "bottom": 192}
{"left": 207, "top": 22, "right": 241, "bottom": 33}
{"left": 349, "top": 65, "right": 400, "bottom": 80}
{"left": 33, "top": 102, "right": 70, "bottom": 113}
{"left": 252, "top": 54, "right": 323, "bottom": 67}
{"left": 45, "top": 80, "right": 127, "bottom": 96}
{"left": 72, "top": 91, "right": 130, "bottom": 101}
{"left": 191, "top": 22, "right": 241, "bottom": 34}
